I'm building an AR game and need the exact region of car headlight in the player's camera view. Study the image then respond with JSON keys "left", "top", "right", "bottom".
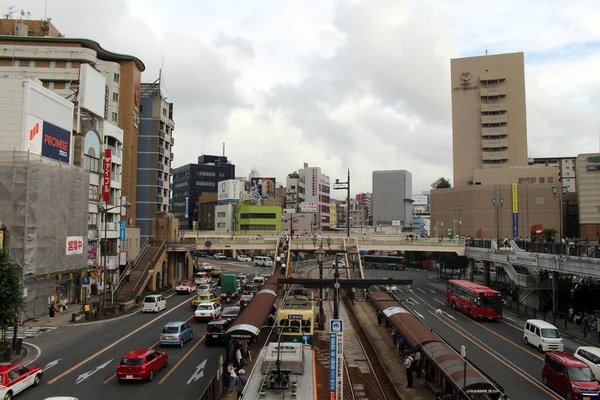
{"left": 571, "top": 384, "right": 582, "bottom": 392}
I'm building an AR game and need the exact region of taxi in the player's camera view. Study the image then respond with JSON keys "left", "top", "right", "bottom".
{"left": 211, "top": 267, "right": 224, "bottom": 277}
{"left": 0, "top": 362, "right": 43, "bottom": 398}
{"left": 190, "top": 292, "right": 221, "bottom": 309}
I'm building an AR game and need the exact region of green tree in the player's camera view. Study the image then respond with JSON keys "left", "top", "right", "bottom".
{"left": 542, "top": 228, "right": 558, "bottom": 244}
{"left": 0, "top": 251, "right": 23, "bottom": 346}
{"left": 431, "top": 177, "right": 452, "bottom": 189}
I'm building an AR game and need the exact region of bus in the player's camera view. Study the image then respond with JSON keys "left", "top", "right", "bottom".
{"left": 446, "top": 280, "right": 503, "bottom": 320}
{"left": 361, "top": 255, "right": 405, "bottom": 270}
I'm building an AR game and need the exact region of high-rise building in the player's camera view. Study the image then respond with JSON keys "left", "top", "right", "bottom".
{"left": 172, "top": 155, "right": 235, "bottom": 230}
{"left": 285, "top": 163, "right": 330, "bottom": 230}
{"left": 529, "top": 157, "right": 577, "bottom": 192}
{"left": 372, "top": 170, "right": 413, "bottom": 230}
{"left": 575, "top": 153, "right": 600, "bottom": 239}
{"left": 137, "top": 74, "right": 175, "bottom": 245}
{"left": 451, "top": 52, "right": 528, "bottom": 188}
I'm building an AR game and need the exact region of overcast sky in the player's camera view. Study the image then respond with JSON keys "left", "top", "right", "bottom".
{"left": 6, "top": 0, "right": 600, "bottom": 198}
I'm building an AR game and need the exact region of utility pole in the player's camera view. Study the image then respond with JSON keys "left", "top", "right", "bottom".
{"left": 333, "top": 170, "right": 351, "bottom": 238}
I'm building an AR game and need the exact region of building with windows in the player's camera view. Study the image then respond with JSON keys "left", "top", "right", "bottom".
{"left": 576, "top": 153, "right": 600, "bottom": 239}
{"left": 172, "top": 155, "right": 235, "bottom": 230}
{"left": 372, "top": 170, "right": 413, "bottom": 230}
{"left": 235, "top": 204, "right": 282, "bottom": 232}
{"left": 529, "top": 157, "right": 577, "bottom": 192}
{"left": 137, "top": 74, "right": 175, "bottom": 245}
{"left": 285, "top": 163, "right": 330, "bottom": 231}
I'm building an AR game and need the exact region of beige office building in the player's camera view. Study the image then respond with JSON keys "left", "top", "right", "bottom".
{"left": 576, "top": 153, "right": 600, "bottom": 239}
{"left": 451, "top": 52, "right": 529, "bottom": 188}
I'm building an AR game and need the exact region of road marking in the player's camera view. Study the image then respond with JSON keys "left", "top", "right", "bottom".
{"left": 434, "top": 298, "right": 445, "bottom": 306}
{"left": 503, "top": 316, "right": 516, "bottom": 322}
{"left": 417, "top": 288, "right": 426, "bottom": 294}
{"left": 442, "top": 311, "right": 456, "bottom": 321}
{"left": 76, "top": 359, "right": 113, "bottom": 384}
{"left": 47, "top": 295, "right": 192, "bottom": 384}
{"left": 407, "top": 297, "right": 419, "bottom": 305}
{"left": 158, "top": 336, "right": 206, "bottom": 384}
{"left": 23, "top": 342, "right": 41, "bottom": 366}
{"left": 428, "top": 289, "right": 436, "bottom": 294}
{"left": 414, "top": 311, "right": 425, "bottom": 320}
{"left": 187, "top": 359, "right": 208, "bottom": 384}
{"left": 43, "top": 359, "right": 61, "bottom": 372}
{"left": 428, "top": 311, "right": 561, "bottom": 400}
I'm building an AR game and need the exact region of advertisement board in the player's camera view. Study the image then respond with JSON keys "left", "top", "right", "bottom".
{"left": 119, "top": 251, "right": 127, "bottom": 266}
{"left": 103, "top": 149, "right": 111, "bottom": 201}
{"left": 119, "top": 220, "right": 126, "bottom": 241}
{"left": 413, "top": 194, "right": 429, "bottom": 206}
{"left": 26, "top": 115, "right": 71, "bottom": 164}
{"left": 185, "top": 197, "right": 189, "bottom": 218}
{"left": 66, "top": 236, "right": 84, "bottom": 255}
{"left": 512, "top": 183, "right": 518, "bottom": 237}
{"left": 80, "top": 64, "right": 107, "bottom": 117}
{"left": 250, "top": 177, "right": 276, "bottom": 200}
{"left": 218, "top": 179, "right": 241, "bottom": 203}
{"left": 300, "top": 202, "right": 318, "bottom": 212}
{"left": 329, "top": 319, "right": 344, "bottom": 400}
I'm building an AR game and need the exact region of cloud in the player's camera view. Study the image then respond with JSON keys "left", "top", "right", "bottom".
{"left": 214, "top": 34, "right": 255, "bottom": 59}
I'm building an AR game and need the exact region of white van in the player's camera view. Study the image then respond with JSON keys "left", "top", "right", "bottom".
{"left": 523, "top": 319, "right": 564, "bottom": 352}
{"left": 254, "top": 256, "right": 273, "bottom": 267}
{"left": 143, "top": 294, "right": 166, "bottom": 313}
{"left": 253, "top": 276, "right": 266, "bottom": 286}
{"left": 574, "top": 346, "right": 600, "bottom": 380}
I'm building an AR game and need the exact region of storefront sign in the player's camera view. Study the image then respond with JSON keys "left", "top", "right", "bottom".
{"left": 66, "top": 236, "right": 83, "bottom": 255}
{"left": 119, "top": 220, "right": 126, "bottom": 241}
{"left": 587, "top": 156, "right": 600, "bottom": 162}
{"left": 103, "top": 149, "right": 111, "bottom": 201}
{"left": 119, "top": 251, "right": 127, "bottom": 266}
{"left": 508, "top": 253, "right": 538, "bottom": 267}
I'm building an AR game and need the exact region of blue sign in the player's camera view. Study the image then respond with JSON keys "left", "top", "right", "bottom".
{"left": 81, "top": 276, "right": 90, "bottom": 285}
{"left": 119, "top": 220, "right": 126, "bottom": 241}
{"left": 302, "top": 336, "right": 309, "bottom": 345}
{"left": 512, "top": 213, "right": 518, "bottom": 237}
{"left": 329, "top": 333, "right": 337, "bottom": 392}
{"left": 288, "top": 314, "right": 303, "bottom": 320}
{"left": 185, "top": 197, "right": 189, "bottom": 218}
{"left": 41, "top": 121, "right": 71, "bottom": 163}
{"left": 330, "top": 319, "right": 343, "bottom": 333}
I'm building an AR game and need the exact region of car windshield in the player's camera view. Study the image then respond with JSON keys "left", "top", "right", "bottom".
{"left": 541, "top": 328, "right": 561, "bottom": 338}
{"left": 197, "top": 285, "right": 209, "bottom": 290}
{"left": 162, "top": 326, "right": 179, "bottom": 334}
{"left": 144, "top": 297, "right": 156, "bottom": 303}
{"left": 567, "top": 367, "right": 595, "bottom": 382}
{"left": 120, "top": 358, "right": 144, "bottom": 366}
{"left": 198, "top": 305, "right": 212, "bottom": 310}
{"left": 223, "top": 308, "right": 239, "bottom": 315}
{"left": 207, "top": 324, "right": 224, "bottom": 333}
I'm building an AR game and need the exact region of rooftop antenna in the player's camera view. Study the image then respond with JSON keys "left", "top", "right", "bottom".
{"left": 222, "top": 142, "right": 225, "bottom": 157}
{"left": 4, "top": 5, "right": 16, "bottom": 19}
{"left": 44, "top": 0, "right": 48, "bottom": 20}
{"left": 485, "top": 49, "right": 488, "bottom": 56}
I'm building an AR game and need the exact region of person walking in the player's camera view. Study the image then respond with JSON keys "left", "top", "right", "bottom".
{"left": 404, "top": 353, "right": 414, "bottom": 388}
{"left": 234, "top": 369, "right": 248, "bottom": 399}
{"left": 48, "top": 303, "right": 56, "bottom": 322}
{"left": 125, "top": 269, "right": 131, "bottom": 283}
{"left": 235, "top": 345, "right": 243, "bottom": 368}
{"left": 377, "top": 310, "right": 383, "bottom": 326}
{"left": 226, "top": 362, "right": 236, "bottom": 394}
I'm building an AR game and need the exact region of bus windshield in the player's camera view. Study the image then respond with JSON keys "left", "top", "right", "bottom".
{"left": 479, "top": 294, "right": 502, "bottom": 311}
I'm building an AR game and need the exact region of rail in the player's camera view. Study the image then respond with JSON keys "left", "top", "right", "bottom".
{"left": 124, "top": 239, "right": 166, "bottom": 302}
{"left": 114, "top": 238, "right": 151, "bottom": 295}
{"left": 468, "top": 238, "right": 600, "bottom": 259}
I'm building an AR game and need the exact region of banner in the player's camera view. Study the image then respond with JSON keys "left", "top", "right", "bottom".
{"left": 119, "top": 220, "right": 126, "bottom": 241}
{"left": 66, "top": 236, "right": 84, "bottom": 255}
{"left": 103, "top": 149, "right": 111, "bottom": 201}
{"left": 512, "top": 183, "right": 518, "bottom": 237}
{"left": 185, "top": 197, "right": 189, "bottom": 218}
{"left": 329, "top": 319, "right": 344, "bottom": 400}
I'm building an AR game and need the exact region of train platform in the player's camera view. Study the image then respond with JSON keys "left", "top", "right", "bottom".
{"left": 353, "top": 301, "right": 436, "bottom": 399}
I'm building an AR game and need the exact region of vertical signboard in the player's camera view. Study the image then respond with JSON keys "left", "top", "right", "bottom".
{"left": 329, "top": 319, "right": 344, "bottom": 400}
{"left": 103, "top": 149, "right": 111, "bottom": 202}
{"left": 185, "top": 197, "right": 189, "bottom": 218}
{"left": 120, "top": 196, "right": 127, "bottom": 216}
{"left": 119, "top": 220, "right": 126, "bottom": 241}
{"left": 512, "top": 183, "right": 518, "bottom": 237}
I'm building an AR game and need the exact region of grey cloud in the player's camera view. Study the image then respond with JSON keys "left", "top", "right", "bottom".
{"left": 214, "top": 33, "right": 255, "bottom": 59}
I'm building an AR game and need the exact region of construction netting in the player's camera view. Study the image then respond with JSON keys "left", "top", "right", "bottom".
{"left": 0, "top": 151, "right": 89, "bottom": 276}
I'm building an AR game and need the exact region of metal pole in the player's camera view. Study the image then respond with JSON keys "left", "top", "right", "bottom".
{"left": 318, "top": 260, "right": 325, "bottom": 329}
{"left": 347, "top": 169, "right": 350, "bottom": 238}
{"left": 102, "top": 202, "right": 108, "bottom": 315}
{"left": 559, "top": 191, "right": 564, "bottom": 243}
{"left": 333, "top": 253, "right": 340, "bottom": 319}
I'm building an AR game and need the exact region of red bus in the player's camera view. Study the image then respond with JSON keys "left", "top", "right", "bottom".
{"left": 446, "top": 280, "right": 502, "bottom": 320}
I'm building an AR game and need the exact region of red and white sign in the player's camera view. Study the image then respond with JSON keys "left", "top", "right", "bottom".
{"left": 103, "top": 149, "right": 111, "bottom": 201}
{"left": 300, "top": 202, "right": 318, "bottom": 212}
{"left": 66, "top": 236, "right": 84, "bottom": 255}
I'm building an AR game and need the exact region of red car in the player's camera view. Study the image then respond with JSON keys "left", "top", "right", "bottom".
{"left": 116, "top": 349, "right": 168, "bottom": 382}
{"left": 0, "top": 362, "right": 43, "bottom": 399}
{"left": 542, "top": 351, "right": 600, "bottom": 399}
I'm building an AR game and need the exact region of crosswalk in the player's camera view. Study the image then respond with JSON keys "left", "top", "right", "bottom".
{"left": 8, "top": 326, "right": 59, "bottom": 339}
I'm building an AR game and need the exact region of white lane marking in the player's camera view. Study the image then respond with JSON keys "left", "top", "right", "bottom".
{"left": 187, "top": 359, "right": 208, "bottom": 384}
{"left": 23, "top": 342, "right": 41, "bottom": 366}
{"left": 434, "top": 298, "right": 445, "bottom": 306}
{"left": 429, "top": 289, "right": 436, "bottom": 294}
{"left": 398, "top": 289, "right": 403, "bottom": 293}
{"left": 443, "top": 311, "right": 456, "bottom": 321}
{"left": 43, "top": 359, "right": 61, "bottom": 371}
{"left": 417, "top": 288, "right": 427, "bottom": 294}
{"left": 407, "top": 297, "right": 419, "bottom": 305}
{"left": 76, "top": 359, "right": 113, "bottom": 384}
{"left": 503, "top": 316, "right": 516, "bottom": 322}
{"left": 414, "top": 311, "right": 425, "bottom": 320}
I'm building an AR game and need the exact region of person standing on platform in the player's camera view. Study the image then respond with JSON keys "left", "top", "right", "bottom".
{"left": 404, "top": 353, "right": 414, "bottom": 388}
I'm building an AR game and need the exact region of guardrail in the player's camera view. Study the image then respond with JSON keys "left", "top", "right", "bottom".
{"left": 468, "top": 238, "right": 600, "bottom": 259}
{"left": 124, "top": 240, "right": 166, "bottom": 302}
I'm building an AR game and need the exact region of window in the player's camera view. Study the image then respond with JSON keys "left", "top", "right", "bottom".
{"left": 89, "top": 185, "right": 99, "bottom": 200}
{"left": 196, "top": 171, "right": 216, "bottom": 177}
{"left": 50, "top": 61, "right": 55, "bottom": 68}
{"left": 29, "top": 60, "right": 35, "bottom": 67}
{"left": 66, "top": 61, "right": 72, "bottom": 68}
{"left": 162, "top": 108, "right": 167, "bottom": 116}
{"left": 239, "top": 224, "right": 277, "bottom": 231}
{"left": 240, "top": 213, "right": 277, "bottom": 219}
{"left": 518, "top": 178, "right": 536, "bottom": 184}
{"left": 196, "top": 181, "right": 214, "bottom": 187}
{"left": 65, "top": 81, "right": 70, "bottom": 90}
{"left": 536, "top": 195, "right": 545, "bottom": 206}
{"left": 111, "top": 112, "right": 118, "bottom": 122}
{"left": 219, "top": 172, "right": 225, "bottom": 177}
{"left": 217, "top": 222, "right": 226, "bottom": 228}
{"left": 217, "top": 212, "right": 226, "bottom": 218}
{"left": 548, "top": 177, "right": 554, "bottom": 183}
{"left": 539, "top": 177, "right": 545, "bottom": 184}
{"left": 113, "top": 73, "right": 120, "bottom": 83}
{"left": 48, "top": 81, "right": 54, "bottom": 89}
{"left": 112, "top": 92, "right": 119, "bottom": 102}
{"left": 12, "top": 59, "right": 19, "bottom": 67}
{"left": 83, "top": 154, "right": 100, "bottom": 172}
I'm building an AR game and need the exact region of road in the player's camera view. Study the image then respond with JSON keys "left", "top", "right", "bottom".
{"left": 363, "top": 268, "right": 584, "bottom": 400}
{"left": 18, "top": 263, "right": 268, "bottom": 400}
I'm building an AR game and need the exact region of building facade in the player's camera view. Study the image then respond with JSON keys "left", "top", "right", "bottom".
{"left": 137, "top": 75, "right": 175, "bottom": 246}
{"left": 214, "top": 203, "right": 236, "bottom": 232}
{"left": 530, "top": 157, "right": 577, "bottom": 192}
{"left": 235, "top": 204, "right": 282, "bottom": 232}
{"left": 576, "top": 153, "right": 600, "bottom": 239}
{"left": 197, "top": 193, "right": 218, "bottom": 231}
{"left": 285, "top": 163, "right": 330, "bottom": 230}
{"left": 372, "top": 170, "right": 413, "bottom": 230}
{"left": 172, "top": 155, "right": 235, "bottom": 230}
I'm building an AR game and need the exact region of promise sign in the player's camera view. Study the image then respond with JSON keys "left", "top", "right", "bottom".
{"left": 103, "top": 149, "right": 111, "bottom": 202}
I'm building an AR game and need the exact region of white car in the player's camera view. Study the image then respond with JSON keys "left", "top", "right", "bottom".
{"left": 175, "top": 281, "right": 196, "bottom": 294}
{"left": 142, "top": 295, "right": 166, "bottom": 313}
{"left": 213, "top": 253, "right": 227, "bottom": 260}
{"left": 195, "top": 284, "right": 212, "bottom": 294}
{"left": 390, "top": 286, "right": 399, "bottom": 293}
{"left": 198, "top": 262, "right": 214, "bottom": 271}
{"left": 194, "top": 302, "right": 221, "bottom": 321}
{"left": 332, "top": 260, "right": 345, "bottom": 268}
{"left": 237, "top": 255, "right": 252, "bottom": 262}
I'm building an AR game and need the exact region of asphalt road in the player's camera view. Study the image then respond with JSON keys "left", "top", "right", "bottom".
{"left": 362, "top": 268, "right": 590, "bottom": 400}
{"left": 18, "top": 265, "right": 267, "bottom": 400}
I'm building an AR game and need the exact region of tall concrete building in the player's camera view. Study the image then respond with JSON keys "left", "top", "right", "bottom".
{"left": 451, "top": 52, "right": 528, "bottom": 188}
{"left": 372, "top": 170, "right": 412, "bottom": 230}
{"left": 576, "top": 153, "right": 600, "bottom": 239}
{"left": 285, "top": 163, "right": 331, "bottom": 231}
{"left": 137, "top": 74, "right": 175, "bottom": 246}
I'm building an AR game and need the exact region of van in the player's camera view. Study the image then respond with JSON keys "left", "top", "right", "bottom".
{"left": 523, "top": 319, "right": 564, "bottom": 352}
{"left": 253, "top": 276, "right": 266, "bottom": 286}
{"left": 254, "top": 256, "right": 273, "bottom": 267}
{"left": 143, "top": 295, "right": 166, "bottom": 313}
{"left": 542, "top": 352, "right": 600, "bottom": 398}
{"left": 574, "top": 346, "right": 600, "bottom": 380}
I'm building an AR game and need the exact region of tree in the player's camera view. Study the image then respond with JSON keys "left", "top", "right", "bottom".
{"left": 542, "top": 228, "right": 558, "bottom": 244}
{"left": 0, "top": 251, "right": 23, "bottom": 348}
{"left": 431, "top": 177, "right": 452, "bottom": 189}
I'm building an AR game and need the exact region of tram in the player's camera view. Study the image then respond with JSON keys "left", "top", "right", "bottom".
{"left": 276, "top": 286, "right": 315, "bottom": 345}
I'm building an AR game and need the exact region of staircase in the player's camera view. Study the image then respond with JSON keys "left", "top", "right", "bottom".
{"left": 117, "top": 240, "right": 167, "bottom": 303}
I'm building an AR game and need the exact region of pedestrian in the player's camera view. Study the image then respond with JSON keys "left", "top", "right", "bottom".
{"left": 350, "top": 287, "right": 356, "bottom": 304}
{"left": 60, "top": 298, "right": 68, "bottom": 315}
{"left": 404, "top": 353, "right": 414, "bottom": 388}
{"left": 235, "top": 345, "right": 243, "bottom": 368}
{"left": 413, "top": 350, "right": 422, "bottom": 378}
{"left": 234, "top": 369, "right": 248, "bottom": 399}
{"left": 241, "top": 341, "right": 250, "bottom": 362}
{"left": 391, "top": 327, "right": 397, "bottom": 345}
{"left": 226, "top": 362, "right": 236, "bottom": 394}
{"left": 48, "top": 303, "right": 56, "bottom": 322}
{"left": 268, "top": 312, "right": 276, "bottom": 327}
{"left": 125, "top": 269, "right": 131, "bottom": 283}
{"left": 377, "top": 310, "right": 383, "bottom": 326}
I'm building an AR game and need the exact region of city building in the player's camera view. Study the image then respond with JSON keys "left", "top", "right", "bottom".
{"left": 530, "top": 157, "right": 577, "bottom": 192}
{"left": 137, "top": 73, "right": 175, "bottom": 245}
{"left": 285, "top": 163, "right": 330, "bottom": 230}
{"left": 351, "top": 193, "right": 373, "bottom": 228}
{"left": 197, "top": 193, "right": 218, "bottom": 231}
{"left": 214, "top": 203, "right": 236, "bottom": 232}
{"left": 372, "top": 170, "right": 413, "bottom": 230}
{"left": 235, "top": 204, "right": 282, "bottom": 232}
{"left": 576, "top": 153, "right": 600, "bottom": 239}
{"left": 172, "top": 155, "right": 235, "bottom": 230}
{"left": 281, "top": 211, "right": 315, "bottom": 235}
{"left": 412, "top": 192, "right": 431, "bottom": 236}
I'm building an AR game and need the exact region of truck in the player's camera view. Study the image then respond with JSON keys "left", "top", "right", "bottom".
{"left": 220, "top": 274, "right": 238, "bottom": 302}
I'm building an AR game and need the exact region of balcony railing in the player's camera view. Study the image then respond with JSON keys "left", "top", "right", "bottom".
{"left": 159, "top": 130, "right": 165, "bottom": 139}
{"left": 467, "top": 239, "right": 600, "bottom": 259}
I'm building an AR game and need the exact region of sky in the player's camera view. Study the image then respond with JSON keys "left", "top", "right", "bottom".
{"left": 4, "top": 0, "right": 600, "bottom": 199}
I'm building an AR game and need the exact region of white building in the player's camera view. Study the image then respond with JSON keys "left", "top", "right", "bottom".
{"left": 285, "top": 163, "right": 331, "bottom": 231}
{"left": 214, "top": 203, "right": 236, "bottom": 232}
{"left": 529, "top": 157, "right": 577, "bottom": 192}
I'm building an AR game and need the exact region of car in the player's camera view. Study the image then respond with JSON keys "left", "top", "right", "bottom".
{"left": 252, "top": 276, "right": 266, "bottom": 286}
{"left": 237, "top": 255, "right": 252, "bottom": 262}
{"left": 175, "top": 280, "right": 196, "bottom": 294}
{"left": 213, "top": 253, "right": 227, "bottom": 260}
{"left": 194, "top": 271, "right": 211, "bottom": 285}
{"left": 160, "top": 321, "right": 193, "bottom": 347}
{"left": 221, "top": 306, "right": 241, "bottom": 321}
{"left": 142, "top": 295, "right": 166, "bottom": 313}
{"left": 198, "top": 262, "right": 214, "bottom": 271}
{"left": 194, "top": 302, "right": 221, "bottom": 321}
{"left": 195, "top": 283, "right": 213, "bottom": 294}
{"left": 116, "top": 349, "right": 168, "bottom": 382}
{"left": 574, "top": 346, "right": 600, "bottom": 380}
{"left": 205, "top": 318, "right": 233, "bottom": 346}
{"left": 243, "top": 284, "right": 260, "bottom": 295}
{"left": 390, "top": 286, "right": 399, "bottom": 294}
{"left": 237, "top": 273, "right": 248, "bottom": 280}
{"left": 332, "top": 260, "right": 345, "bottom": 268}
{"left": 0, "top": 362, "right": 43, "bottom": 399}
{"left": 239, "top": 294, "right": 255, "bottom": 308}
{"left": 191, "top": 292, "right": 221, "bottom": 309}
{"left": 211, "top": 267, "right": 224, "bottom": 277}
{"left": 542, "top": 351, "right": 600, "bottom": 399}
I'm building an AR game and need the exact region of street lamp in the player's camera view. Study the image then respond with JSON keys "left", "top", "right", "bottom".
{"left": 315, "top": 247, "right": 326, "bottom": 330}
{"left": 492, "top": 197, "right": 504, "bottom": 245}
{"left": 552, "top": 184, "right": 568, "bottom": 244}
{"left": 100, "top": 201, "right": 131, "bottom": 315}
{"left": 454, "top": 205, "right": 464, "bottom": 237}
{"left": 434, "top": 221, "right": 444, "bottom": 238}
{"left": 347, "top": 247, "right": 359, "bottom": 267}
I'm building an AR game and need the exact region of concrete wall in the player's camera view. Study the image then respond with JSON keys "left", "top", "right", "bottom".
{"left": 372, "top": 170, "right": 412, "bottom": 229}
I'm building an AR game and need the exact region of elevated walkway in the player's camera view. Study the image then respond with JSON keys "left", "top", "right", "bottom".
{"left": 117, "top": 240, "right": 167, "bottom": 303}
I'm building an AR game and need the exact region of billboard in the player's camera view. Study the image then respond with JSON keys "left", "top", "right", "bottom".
{"left": 300, "top": 202, "right": 318, "bottom": 212}
{"left": 218, "top": 179, "right": 242, "bottom": 203}
{"left": 80, "top": 64, "right": 107, "bottom": 117}
{"left": 66, "top": 236, "right": 84, "bottom": 255}
{"left": 26, "top": 115, "right": 71, "bottom": 164}
{"left": 103, "top": 149, "right": 111, "bottom": 201}
{"left": 250, "top": 177, "right": 276, "bottom": 200}
{"left": 413, "top": 194, "right": 429, "bottom": 206}
{"left": 512, "top": 183, "right": 518, "bottom": 237}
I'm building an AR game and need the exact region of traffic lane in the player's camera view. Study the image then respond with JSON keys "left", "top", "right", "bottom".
{"left": 401, "top": 300, "right": 561, "bottom": 400}
{"left": 30, "top": 293, "right": 196, "bottom": 387}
